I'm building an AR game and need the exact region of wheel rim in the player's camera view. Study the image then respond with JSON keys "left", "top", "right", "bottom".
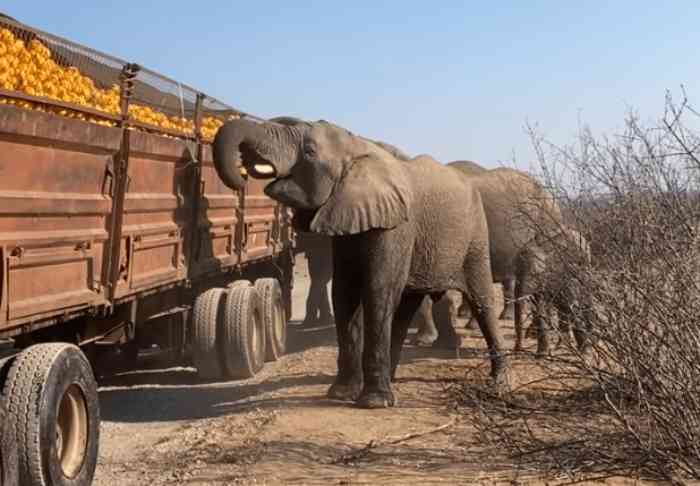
{"left": 56, "top": 384, "right": 88, "bottom": 479}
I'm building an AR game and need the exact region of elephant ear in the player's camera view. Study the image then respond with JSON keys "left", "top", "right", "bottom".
{"left": 310, "top": 154, "right": 412, "bottom": 235}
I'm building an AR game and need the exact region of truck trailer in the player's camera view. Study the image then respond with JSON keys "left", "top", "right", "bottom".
{"left": 0, "top": 14, "right": 295, "bottom": 485}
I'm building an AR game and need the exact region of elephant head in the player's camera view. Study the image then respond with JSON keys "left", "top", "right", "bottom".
{"left": 212, "top": 119, "right": 412, "bottom": 235}
{"left": 368, "top": 140, "right": 411, "bottom": 161}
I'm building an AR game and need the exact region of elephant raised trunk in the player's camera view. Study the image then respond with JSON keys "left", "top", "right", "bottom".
{"left": 212, "top": 118, "right": 301, "bottom": 190}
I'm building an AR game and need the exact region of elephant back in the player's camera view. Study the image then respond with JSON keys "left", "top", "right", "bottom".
{"left": 448, "top": 160, "right": 487, "bottom": 175}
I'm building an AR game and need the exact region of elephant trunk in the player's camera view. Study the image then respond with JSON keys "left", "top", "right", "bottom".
{"left": 212, "top": 118, "right": 300, "bottom": 190}
{"left": 212, "top": 118, "right": 261, "bottom": 190}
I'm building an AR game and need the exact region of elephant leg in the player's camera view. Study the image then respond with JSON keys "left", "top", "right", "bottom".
{"left": 499, "top": 277, "right": 516, "bottom": 320}
{"left": 432, "top": 292, "right": 462, "bottom": 349}
{"left": 326, "top": 260, "right": 363, "bottom": 401}
{"left": 413, "top": 296, "right": 438, "bottom": 346}
{"left": 304, "top": 249, "right": 333, "bottom": 325}
{"left": 391, "top": 294, "right": 427, "bottom": 381}
{"left": 568, "top": 299, "right": 593, "bottom": 356}
{"left": 513, "top": 280, "right": 526, "bottom": 352}
{"left": 318, "top": 277, "right": 333, "bottom": 323}
{"left": 457, "top": 291, "right": 471, "bottom": 318}
{"left": 459, "top": 291, "right": 480, "bottom": 330}
{"left": 463, "top": 250, "right": 510, "bottom": 387}
{"left": 534, "top": 295, "right": 553, "bottom": 358}
{"left": 303, "top": 283, "right": 320, "bottom": 325}
{"left": 356, "top": 235, "right": 412, "bottom": 409}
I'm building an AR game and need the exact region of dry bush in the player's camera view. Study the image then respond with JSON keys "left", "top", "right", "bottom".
{"left": 458, "top": 91, "right": 700, "bottom": 484}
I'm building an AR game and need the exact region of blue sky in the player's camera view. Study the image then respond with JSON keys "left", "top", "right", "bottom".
{"left": 4, "top": 2, "right": 698, "bottom": 168}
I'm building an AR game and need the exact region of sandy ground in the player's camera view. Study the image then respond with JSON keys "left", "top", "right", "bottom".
{"left": 92, "top": 258, "right": 649, "bottom": 486}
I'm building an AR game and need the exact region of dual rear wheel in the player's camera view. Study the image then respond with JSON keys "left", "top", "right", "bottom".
{"left": 192, "top": 278, "right": 287, "bottom": 381}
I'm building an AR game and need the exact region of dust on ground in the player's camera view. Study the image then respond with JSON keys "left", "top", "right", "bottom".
{"left": 93, "top": 257, "right": 650, "bottom": 486}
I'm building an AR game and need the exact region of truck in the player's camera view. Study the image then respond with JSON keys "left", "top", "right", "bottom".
{"left": 0, "top": 14, "right": 295, "bottom": 485}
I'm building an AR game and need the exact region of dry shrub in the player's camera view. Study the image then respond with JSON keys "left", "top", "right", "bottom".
{"left": 459, "top": 90, "right": 700, "bottom": 484}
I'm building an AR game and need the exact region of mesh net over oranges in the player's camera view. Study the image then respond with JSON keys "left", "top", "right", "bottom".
{"left": 0, "top": 28, "right": 227, "bottom": 139}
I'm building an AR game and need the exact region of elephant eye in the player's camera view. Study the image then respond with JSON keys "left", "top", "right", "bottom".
{"left": 304, "top": 144, "right": 317, "bottom": 158}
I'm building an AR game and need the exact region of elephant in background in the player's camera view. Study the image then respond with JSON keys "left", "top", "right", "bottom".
{"left": 212, "top": 117, "right": 510, "bottom": 408}
{"left": 413, "top": 166, "right": 578, "bottom": 356}
{"left": 514, "top": 226, "right": 592, "bottom": 356}
{"left": 293, "top": 231, "right": 334, "bottom": 326}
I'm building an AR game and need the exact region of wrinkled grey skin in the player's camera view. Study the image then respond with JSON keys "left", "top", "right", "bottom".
{"left": 414, "top": 166, "right": 584, "bottom": 355}
{"left": 514, "top": 226, "right": 592, "bottom": 356}
{"left": 212, "top": 118, "right": 510, "bottom": 408}
{"left": 414, "top": 162, "right": 520, "bottom": 345}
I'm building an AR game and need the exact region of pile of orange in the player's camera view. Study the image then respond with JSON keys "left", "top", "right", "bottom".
{"left": 0, "top": 28, "right": 228, "bottom": 139}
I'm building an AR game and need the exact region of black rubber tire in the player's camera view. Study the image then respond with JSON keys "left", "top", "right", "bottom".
{"left": 255, "top": 278, "right": 287, "bottom": 361}
{"left": 0, "top": 392, "right": 18, "bottom": 486}
{"left": 220, "top": 285, "right": 265, "bottom": 379}
{"left": 3, "top": 343, "right": 99, "bottom": 486}
{"left": 192, "top": 288, "right": 226, "bottom": 380}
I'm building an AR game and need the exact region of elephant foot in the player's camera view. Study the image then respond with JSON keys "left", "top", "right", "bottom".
{"left": 432, "top": 334, "right": 461, "bottom": 349}
{"left": 491, "top": 358, "right": 511, "bottom": 394}
{"left": 464, "top": 318, "right": 480, "bottom": 331}
{"left": 513, "top": 342, "right": 524, "bottom": 353}
{"left": 356, "top": 390, "right": 396, "bottom": 409}
{"left": 414, "top": 331, "right": 438, "bottom": 347}
{"left": 327, "top": 381, "right": 362, "bottom": 401}
{"left": 535, "top": 347, "right": 550, "bottom": 360}
{"left": 301, "top": 317, "right": 320, "bottom": 327}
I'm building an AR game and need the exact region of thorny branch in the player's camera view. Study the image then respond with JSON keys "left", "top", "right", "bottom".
{"left": 456, "top": 89, "right": 700, "bottom": 485}
{"left": 333, "top": 418, "right": 458, "bottom": 465}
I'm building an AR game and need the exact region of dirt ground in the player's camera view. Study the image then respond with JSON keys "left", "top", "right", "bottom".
{"left": 93, "top": 258, "right": 649, "bottom": 486}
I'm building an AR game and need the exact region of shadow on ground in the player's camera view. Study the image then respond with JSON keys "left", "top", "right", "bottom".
{"left": 98, "top": 319, "right": 337, "bottom": 423}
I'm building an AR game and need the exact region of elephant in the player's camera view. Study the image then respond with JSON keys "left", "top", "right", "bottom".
{"left": 413, "top": 166, "right": 582, "bottom": 355}
{"left": 268, "top": 116, "right": 412, "bottom": 328}
{"left": 212, "top": 117, "right": 510, "bottom": 408}
{"left": 294, "top": 231, "right": 334, "bottom": 326}
{"left": 513, "top": 226, "right": 593, "bottom": 356}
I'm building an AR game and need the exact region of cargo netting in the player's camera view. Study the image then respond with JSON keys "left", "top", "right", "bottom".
{"left": 0, "top": 12, "right": 253, "bottom": 140}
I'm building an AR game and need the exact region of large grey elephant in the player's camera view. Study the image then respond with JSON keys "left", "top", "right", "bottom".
{"left": 269, "top": 117, "right": 413, "bottom": 328}
{"left": 212, "top": 118, "right": 510, "bottom": 408}
{"left": 412, "top": 166, "right": 564, "bottom": 349}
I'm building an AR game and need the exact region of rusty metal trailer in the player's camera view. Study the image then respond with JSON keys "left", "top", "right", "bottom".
{"left": 0, "top": 15, "right": 294, "bottom": 486}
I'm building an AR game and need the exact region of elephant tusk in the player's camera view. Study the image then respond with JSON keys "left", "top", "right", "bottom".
{"left": 240, "top": 166, "right": 248, "bottom": 177}
{"left": 254, "top": 163, "right": 276, "bottom": 175}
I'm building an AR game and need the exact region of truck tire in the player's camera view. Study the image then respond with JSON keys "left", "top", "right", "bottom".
{"left": 192, "top": 288, "right": 226, "bottom": 380}
{"left": 3, "top": 343, "right": 99, "bottom": 486}
{"left": 0, "top": 396, "right": 18, "bottom": 486}
{"left": 255, "top": 278, "right": 287, "bottom": 361}
{"left": 220, "top": 285, "right": 265, "bottom": 379}
{"left": 227, "top": 279, "right": 251, "bottom": 289}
